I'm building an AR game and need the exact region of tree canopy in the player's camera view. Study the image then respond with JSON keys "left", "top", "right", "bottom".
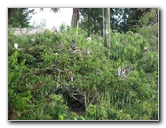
{"left": 79, "top": 8, "right": 158, "bottom": 34}
{"left": 8, "top": 8, "right": 36, "bottom": 28}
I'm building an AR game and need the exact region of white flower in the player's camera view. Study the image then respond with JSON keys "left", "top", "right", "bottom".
{"left": 55, "top": 53, "right": 59, "bottom": 55}
{"left": 144, "top": 46, "right": 148, "bottom": 51}
{"left": 87, "top": 37, "right": 91, "bottom": 41}
{"left": 14, "top": 43, "right": 18, "bottom": 49}
{"left": 31, "top": 38, "right": 35, "bottom": 42}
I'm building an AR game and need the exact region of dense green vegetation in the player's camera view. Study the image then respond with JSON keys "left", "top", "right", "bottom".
{"left": 8, "top": 8, "right": 36, "bottom": 28}
{"left": 79, "top": 8, "right": 158, "bottom": 35}
{"left": 8, "top": 7, "right": 158, "bottom": 120}
{"left": 8, "top": 26, "right": 158, "bottom": 120}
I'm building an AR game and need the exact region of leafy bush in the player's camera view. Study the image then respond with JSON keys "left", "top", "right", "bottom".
{"left": 8, "top": 27, "right": 158, "bottom": 120}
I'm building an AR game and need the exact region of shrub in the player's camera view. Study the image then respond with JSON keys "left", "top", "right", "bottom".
{"left": 8, "top": 27, "right": 158, "bottom": 120}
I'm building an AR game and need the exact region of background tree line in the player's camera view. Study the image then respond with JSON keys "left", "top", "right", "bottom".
{"left": 8, "top": 8, "right": 158, "bottom": 34}
{"left": 78, "top": 8, "right": 158, "bottom": 35}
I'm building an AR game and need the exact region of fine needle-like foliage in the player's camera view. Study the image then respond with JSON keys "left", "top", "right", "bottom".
{"left": 8, "top": 25, "right": 158, "bottom": 120}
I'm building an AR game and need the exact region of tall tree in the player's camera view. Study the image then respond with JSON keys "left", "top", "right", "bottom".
{"left": 113, "top": 8, "right": 151, "bottom": 33}
{"left": 137, "top": 8, "right": 158, "bottom": 47}
{"left": 8, "top": 8, "right": 17, "bottom": 20}
{"left": 8, "top": 8, "right": 36, "bottom": 28}
{"left": 71, "top": 8, "right": 80, "bottom": 27}
{"left": 79, "top": 8, "right": 103, "bottom": 36}
{"left": 103, "top": 8, "right": 111, "bottom": 58}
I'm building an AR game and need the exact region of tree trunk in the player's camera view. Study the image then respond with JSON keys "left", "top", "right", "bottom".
{"left": 71, "top": 8, "right": 80, "bottom": 27}
{"left": 103, "top": 8, "right": 111, "bottom": 58}
{"left": 103, "top": 9, "right": 105, "bottom": 37}
{"left": 8, "top": 8, "right": 17, "bottom": 20}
